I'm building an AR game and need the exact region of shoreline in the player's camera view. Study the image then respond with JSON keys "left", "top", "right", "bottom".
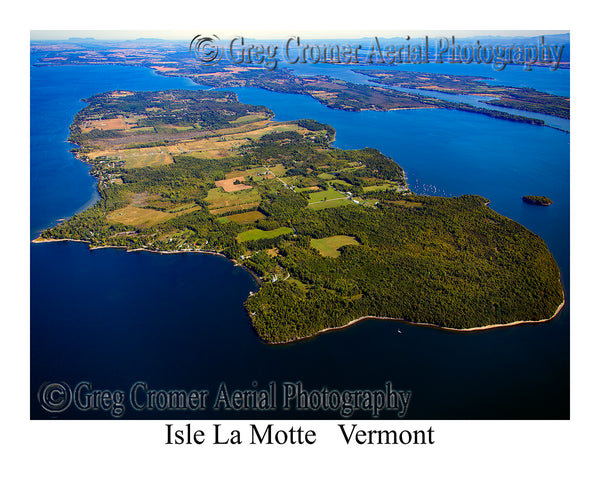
{"left": 268, "top": 292, "right": 566, "bottom": 345}
{"left": 31, "top": 237, "right": 263, "bottom": 286}
{"left": 33, "top": 237, "right": 565, "bottom": 345}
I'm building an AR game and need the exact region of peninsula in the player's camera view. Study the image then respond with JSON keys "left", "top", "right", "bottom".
{"left": 37, "top": 89, "right": 564, "bottom": 343}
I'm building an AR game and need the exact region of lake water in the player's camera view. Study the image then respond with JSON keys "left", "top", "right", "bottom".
{"left": 30, "top": 60, "right": 569, "bottom": 419}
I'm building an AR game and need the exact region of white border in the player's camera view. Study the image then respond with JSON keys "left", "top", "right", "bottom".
{"left": 3, "top": 1, "right": 598, "bottom": 477}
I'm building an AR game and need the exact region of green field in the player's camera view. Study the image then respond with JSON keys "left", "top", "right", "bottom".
{"left": 310, "top": 235, "right": 360, "bottom": 258}
{"left": 307, "top": 188, "right": 353, "bottom": 210}
{"left": 237, "top": 227, "right": 293, "bottom": 242}
{"left": 268, "top": 164, "right": 287, "bottom": 176}
{"left": 317, "top": 172, "right": 336, "bottom": 180}
{"left": 330, "top": 179, "right": 353, "bottom": 188}
{"left": 308, "top": 188, "right": 346, "bottom": 203}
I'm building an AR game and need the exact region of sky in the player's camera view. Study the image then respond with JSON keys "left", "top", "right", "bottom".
{"left": 30, "top": 30, "right": 569, "bottom": 41}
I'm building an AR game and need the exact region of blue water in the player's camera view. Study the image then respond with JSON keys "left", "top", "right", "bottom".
{"left": 30, "top": 61, "right": 569, "bottom": 419}
{"left": 30, "top": 64, "right": 204, "bottom": 235}
{"left": 381, "top": 85, "right": 569, "bottom": 131}
{"left": 287, "top": 61, "right": 570, "bottom": 130}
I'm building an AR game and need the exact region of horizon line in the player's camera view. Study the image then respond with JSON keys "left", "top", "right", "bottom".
{"left": 30, "top": 30, "right": 570, "bottom": 42}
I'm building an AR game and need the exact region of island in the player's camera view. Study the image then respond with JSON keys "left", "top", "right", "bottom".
{"left": 36, "top": 89, "right": 564, "bottom": 343}
{"left": 523, "top": 195, "right": 553, "bottom": 206}
{"left": 354, "top": 70, "right": 570, "bottom": 119}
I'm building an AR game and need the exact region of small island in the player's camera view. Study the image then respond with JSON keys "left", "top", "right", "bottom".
{"left": 36, "top": 89, "right": 564, "bottom": 344}
{"left": 523, "top": 195, "right": 553, "bottom": 206}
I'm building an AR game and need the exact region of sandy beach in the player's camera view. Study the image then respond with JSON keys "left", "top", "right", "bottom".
{"left": 269, "top": 292, "right": 566, "bottom": 345}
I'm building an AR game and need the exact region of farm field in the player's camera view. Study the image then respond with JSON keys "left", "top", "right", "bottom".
{"left": 215, "top": 177, "right": 253, "bottom": 192}
{"left": 122, "top": 152, "right": 173, "bottom": 168}
{"left": 237, "top": 227, "right": 293, "bottom": 242}
{"left": 363, "top": 183, "right": 396, "bottom": 192}
{"left": 307, "top": 188, "right": 346, "bottom": 203}
{"left": 106, "top": 206, "right": 174, "bottom": 227}
{"left": 310, "top": 235, "right": 360, "bottom": 258}
{"left": 226, "top": 211, "right": 267, "bottom": 224}
{"left": 205, "top": 187, "right": 261, "bottom": 214}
